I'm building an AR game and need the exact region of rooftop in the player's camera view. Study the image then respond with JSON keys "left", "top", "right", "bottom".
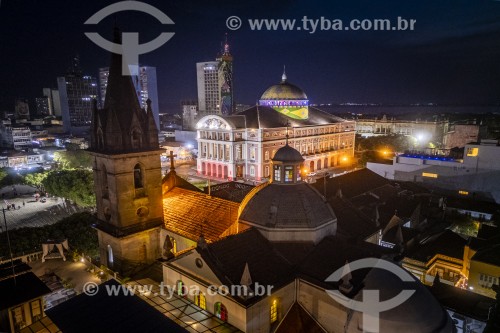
{"left": 46, "top": 279, "right": 188, "bottom": 333}
{"left": 163, "top": 187, "right": 238, "bottom": 242}
{"left": 0, "top": 272, "right": 51, "bottom": 310}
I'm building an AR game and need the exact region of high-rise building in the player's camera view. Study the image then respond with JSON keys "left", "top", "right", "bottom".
{"left": 196, "top": 35, "right": 234, "bottom": 115}
{"left": 196, "top": 61, "right": 219, "bottom": 114}
{"left": 37, "top": 88, "right": 61, "bottom": 117}
{"left": 217, "top": 36, "right": 234, "bottom": 115}
{"left": 35, "top": 97, "right": 50, "bottom": 116}
{"left": 99, "top": 66, "right": 160, "bottom": 130}
{"left": 57, "top": 55, "right": 98, "bottom": 134}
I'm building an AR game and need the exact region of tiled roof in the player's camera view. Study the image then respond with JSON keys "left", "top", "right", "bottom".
{"left": 199, "top": 229, "right": 294, "bottom": 296}
{"left": 406, "top": 230, "right": 466, "bottom": 262}
{"left": 312, "top": 168, "right": 390, "bottom": 200}
{"left": 428, "top": 277, "right": 495, "bottom": 321}
{"left": 328, "top": 197, "right": 379, "bottom": 240}
{"left": 163, "top": 187, "right": 239, "bottom": 242}
{"left": 162, "top": 170, "right": 202, "bottom": 193}
{"left": 204, "top": 181, "right": 255, "bottom": 203}
{"left": 471, "top": 241, "right": 500, "bottom": 266}
{"left": 297, "top": 236, "right": 389, "bottom": 288}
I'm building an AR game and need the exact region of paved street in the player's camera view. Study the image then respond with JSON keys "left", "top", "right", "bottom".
{"left": 0, "top": 185, "right": 84, "bottom": 231}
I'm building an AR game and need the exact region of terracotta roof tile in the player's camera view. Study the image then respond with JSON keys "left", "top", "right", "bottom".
{"left": 163, "top": 188, "right": 239, "bottom": 242}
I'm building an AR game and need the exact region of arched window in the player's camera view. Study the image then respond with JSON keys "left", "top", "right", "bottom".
{"left": 214, "top": 302, "right": 228, "bottom": 322}
{"left": 265, "top": 166, "right": 270, "bottom": 177}
{"left": 134, "top": 164, "right": 144, "bottom": 189}
{"left": 177, "top": 281, "right": 187, "bottom": 298}
{"left": 107, "top": 245, "right": 114, "bottom": 267}
{"left": 270, "top": 299, "right": 278, "bottom": 323}
{"left": 265, "top": 151, "right": 269, "bottom": 161}
{"left": 101, "top": 164, "right": 108, "bottom": 198}
{"left": 194, "top": 292, "right": 206, "bottom": 310}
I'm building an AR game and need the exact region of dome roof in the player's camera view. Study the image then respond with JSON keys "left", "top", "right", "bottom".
{"left": 260, "top": 81, "right": 308, "bottom": 100}
{"left": 346, "top": 266, "right": 454, "bottom": 333}
{"left": 272, "top": 144, "right": 304, "bottom": 163}
{"left": 238, "top": 183, "right": 337, "bottom": 243}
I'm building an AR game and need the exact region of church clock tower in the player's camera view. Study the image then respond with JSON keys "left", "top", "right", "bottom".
{"left": 88, "top": 29, "right": 163, "bottom": 271}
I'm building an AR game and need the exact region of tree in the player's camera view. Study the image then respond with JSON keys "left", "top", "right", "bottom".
{"left": 0, "top": 167, "right": 24, "bottom": 187}
{"left": 42, "top": 169, "right": 95, "bottom": 207}
{"left": 53, "top": 150, "right": 92, "bottom": 169}
{"left": 23, "top": 171, "right": 48, "bottom": 190}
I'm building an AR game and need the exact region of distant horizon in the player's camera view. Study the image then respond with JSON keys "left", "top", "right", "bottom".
{"left": 2, "top": 0, "right": 500, "bottom": 113}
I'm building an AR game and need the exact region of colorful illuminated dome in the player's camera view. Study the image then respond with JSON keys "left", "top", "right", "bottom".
{"left": 259, "top": 68, "right": 309, "bottom": 119}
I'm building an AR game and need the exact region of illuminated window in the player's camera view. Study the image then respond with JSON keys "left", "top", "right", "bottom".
{"left": 467, "top": 147, "right": 479, "bottom": 157}
{"left": 265, "top": 166, "right": 270, "bottom": 177}
{"left": 422, "top": 172, "right": 438, "bottom": 178}
{"left": 30, "top": 300, "right": 42, "bottom": 321}
{"left": 195, "top": 292, "right": 206, "bottom": 310}
{"left": 177, "top": 281, "right": 187, "bottom": 297}
{"left": 284, "top": 166, "right": 293, "bottom": 183}
{"left": 215, "top": 302, "right": 228, "bottom": 321}
{"left": 274, "top": 165, "right": 281, "bottom": 182}
{"left": 265, "top": 151, "right": 269, "bottom": 161}
{"left": 270, "top": 299, "right": 278, "bottom": 323}
{"left": 459, "top": 190, "right": 469, "bottom": 195}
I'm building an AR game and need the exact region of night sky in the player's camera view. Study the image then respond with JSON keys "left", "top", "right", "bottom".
{"left": 2, "top": 0, "right": 500, "bottom": 113}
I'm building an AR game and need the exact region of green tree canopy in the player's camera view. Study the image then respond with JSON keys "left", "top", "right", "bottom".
{"left": 42, "top": 169, "right": 95, "bottom": 207}
{"left": 53, "top": 150, "right": 92, "bottom": 169}
{"left": 23, "top": 171, "right": 49, "bottom": 190}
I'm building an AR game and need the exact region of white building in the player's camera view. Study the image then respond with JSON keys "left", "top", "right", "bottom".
{"left": 196, "top": 61, "right": 220, "bottom": 114}
{"left": 0, "top": 123, "right": 32, "bottom": 150}
{"left": 196, "top": 72, "right": 355, "bottom": 181}
{"left": 368, "top": 139, "right": 500, "bottom": 203}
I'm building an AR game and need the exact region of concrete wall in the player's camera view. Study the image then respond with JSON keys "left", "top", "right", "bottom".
{"left": 298, "top": 279, "right": 347, "bottom": 333}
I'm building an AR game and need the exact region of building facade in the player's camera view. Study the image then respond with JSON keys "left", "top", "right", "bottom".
{"left": 57, "top": 57, "right": 98, "bottom": 134}
{"left": 0, "top": 122, "right": 32, "bottom": 150}
{"left": 99, "top": 66, "right": 160, "bottom": 130}
{"left": 368, "top": 139, "right": 500, "bottom": 203}
{"left": 196, "top": 61, "right": 219, "bottom": 114}
{"left": 356, "top": 115, "right": 448, "bottom": 144}
{"left": 181, "top": 100, "right": 198, "bottom": 131}
{"left": 196, "top": 72, "right": 355, "bottom": 181}
{"left": 196, "top": 37, "right": 234, "bottom": 115}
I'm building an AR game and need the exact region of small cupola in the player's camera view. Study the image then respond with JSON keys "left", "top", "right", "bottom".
{"left": 271, "top": 134, "right": 304, "bottom": 184}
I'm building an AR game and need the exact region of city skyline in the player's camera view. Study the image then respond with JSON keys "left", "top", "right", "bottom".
{"left": 2, "top": 0, "right": 500, "bottom": 113}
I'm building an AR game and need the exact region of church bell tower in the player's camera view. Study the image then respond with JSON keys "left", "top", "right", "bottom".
{"left": 88, "top": 28, "right": 163, "bottom": 271}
